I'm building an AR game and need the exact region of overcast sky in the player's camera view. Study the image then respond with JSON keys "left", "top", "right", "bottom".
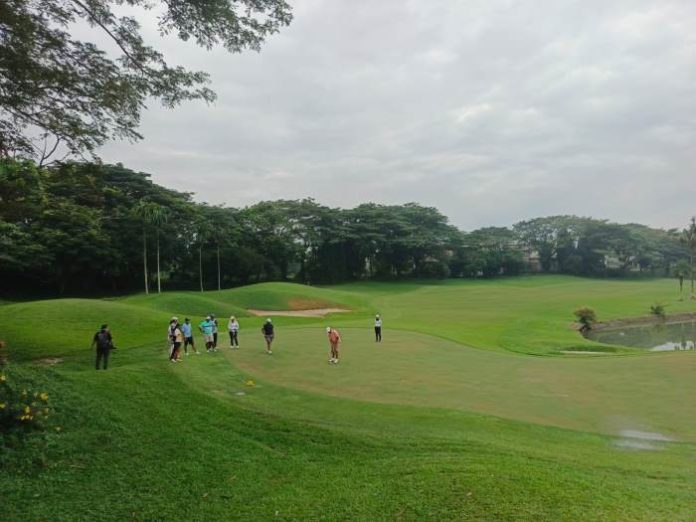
{"left": 99, "top": 0, "right": 696, "bottom": 231}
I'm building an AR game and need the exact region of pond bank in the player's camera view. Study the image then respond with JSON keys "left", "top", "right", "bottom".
{"left": 590, "top": 311, "right": 696, "bottom": 332}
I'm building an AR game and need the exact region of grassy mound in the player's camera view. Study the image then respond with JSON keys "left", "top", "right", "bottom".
{"left": 121, "top": 282, "right": 367, "bottom": 315}
{"left": 0, "top": 299, "right": 169, "bottom": 360}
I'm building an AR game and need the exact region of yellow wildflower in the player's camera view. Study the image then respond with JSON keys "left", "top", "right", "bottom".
{"left": 24, "top": 405, "right": 31, "bottom": 414}
{"left": 0, "top": 374, "right": 6, "bottom": 382}
{"left": 55, "top": 426, "right": 62, "bottom": 432}
{"left": 39, "top": 392, "right": 49, "bottom": 401}
{"left": 0, "top": 402, "right": 6, "bottom": 409}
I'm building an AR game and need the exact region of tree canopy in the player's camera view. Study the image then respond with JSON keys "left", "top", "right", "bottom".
{"left": 0, "top": 0, "right": 292, "bottom": 160}
{"left": 0, "top": 158, "right": 691, "bottom": 295}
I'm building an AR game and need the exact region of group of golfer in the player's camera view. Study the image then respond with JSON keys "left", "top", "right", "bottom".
{"left": 165, "top": 314, "right": 242, "bottom": 361}
{"left": 92, "top": 313, "right": 383, "bottom": 369}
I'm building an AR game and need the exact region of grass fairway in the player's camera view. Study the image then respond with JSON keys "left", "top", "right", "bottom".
{"left": 232, "top": 327, "right": 696, "bottom": 440}
{"left": 1, "top": 276, "right": 696, "bottom": 520}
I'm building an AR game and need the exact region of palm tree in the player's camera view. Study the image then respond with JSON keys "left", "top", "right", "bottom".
{"left": 216, "top": 241, "right": 221, "bottom": 291}
{"left": 152, "top": 207, "right": 169, "bottom": 294}
{"left": 681, "top": 217, "right": 696, "bottom": 299}
{"left": 133, "top": 202, "right": 151, "bottom": 294}
{"left": 674, "top": 259, "right": 690, "bottom": 301}
{"left": 134, "top": 201, "right": 170, "bottom": 294}
{"left": 194, "top": 216, "right": 214, "bottom": 293}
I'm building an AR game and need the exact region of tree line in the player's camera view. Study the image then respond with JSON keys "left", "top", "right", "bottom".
{"left": 1, "top": 159, "right": 694, "bottom": 296}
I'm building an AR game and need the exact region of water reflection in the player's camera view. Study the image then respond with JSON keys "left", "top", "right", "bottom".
{"left": 586, "top": 321, "right": 696, "bottom": 351}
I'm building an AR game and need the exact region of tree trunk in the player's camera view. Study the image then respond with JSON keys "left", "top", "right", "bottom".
{"left": 156, "top": 229, "right": 162, "bottom": 294}
{"left": 217, "top": 244, "right": 221, "bottom": 291}
{"left": 143, "top": 229, "right": 149, "bottom": 295}
{"left": 199, "top": 245, "right": 204, "bottom": 292}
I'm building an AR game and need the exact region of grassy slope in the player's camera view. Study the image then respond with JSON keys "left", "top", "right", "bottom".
{"left": 3, "top": 351, "right": 695, "bottom": 521}
{"left": 2, "top": 276, "right": 696, "bottom": 520}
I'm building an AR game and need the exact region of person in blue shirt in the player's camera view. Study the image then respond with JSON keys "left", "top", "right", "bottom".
{"left": 182, "top": 318, "right": 199, "bottom": 355}
{"left": 199, "top": 316, "right": 216, "bottom": 352}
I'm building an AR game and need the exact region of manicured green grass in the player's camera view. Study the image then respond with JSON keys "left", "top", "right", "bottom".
{"left": 1, "top": 276, "right": 695, "bottom": 520}
{"left": 231, "top": 327, "right": 696, "bottom": 440}
{"left": 328, "top": 276, "right": 696, "bottom": 355}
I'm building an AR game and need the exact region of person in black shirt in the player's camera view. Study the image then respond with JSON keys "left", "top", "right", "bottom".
{"left": 261, "top": 318, "right": 274, "bottom": 354}
{"left": 91, "top": 324, "right": 114, "bottom": 370}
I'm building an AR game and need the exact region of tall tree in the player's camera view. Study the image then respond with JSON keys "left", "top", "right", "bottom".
{"left": 192, "top": 212, "right": 215, "bottom": 292}
{"left": 674, "top": 260, "right": 690, "bottom": 301}
{"left": 681, "top": 217, "right": 696, "bottom": 298}
{"left": 1, "top": 0, "right": 292, "bottom": 158}
{"left": 152, "top": 206, "right": 170, "bottom": 294}
{"left": 133, "top": 200, "right": 169, "bottom": 294}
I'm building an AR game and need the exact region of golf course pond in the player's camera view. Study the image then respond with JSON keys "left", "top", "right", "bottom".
{"left": 587, "top": 320, "right": 696, "bottom": 351}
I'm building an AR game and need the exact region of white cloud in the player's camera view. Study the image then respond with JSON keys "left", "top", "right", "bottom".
{"left": 99, "top": 0, "right": 696, "bottom": 230}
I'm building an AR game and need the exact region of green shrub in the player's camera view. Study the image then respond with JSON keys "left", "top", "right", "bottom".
{"left": 0, "top": 342, "right": 56, "bottom": 448}
{"left": 574, "top": 307, "right": 597, "bottom": 331}
{"left": 650, "top": 303, "right": 667, "bottom": 318}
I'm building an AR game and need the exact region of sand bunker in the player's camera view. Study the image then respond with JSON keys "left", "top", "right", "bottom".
{"left": 247, "top": 308, "right": 350, "bottom": 318}
{"left": 560, "top": 350, "right": 611, "bottom": 355}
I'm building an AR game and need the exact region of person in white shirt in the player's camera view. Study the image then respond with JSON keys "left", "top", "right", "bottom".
{"left": 374, "top": 314, "right": 382, "bottom": 342}
{"left": 228, "top": 315, "right": 240, "bottom": 349}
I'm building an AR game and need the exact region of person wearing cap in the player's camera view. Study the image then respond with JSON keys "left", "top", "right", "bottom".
{"left": 182, "top": 318, "right": 198, "bottom": 355}
{"left": 199, "top": 315, "right": 216, "bottom": 352}
{"left": 168, "top": 317, "right": 183, "bottom": 362}
{"left": 374, "top": 314, "right": 382, "bottom": 342}
{"left": 327, "top": 326, "right": 341, "bottom": 364}
{"left": 261, "top": 318, "right": 274, "bottom": 354}
{"left": 91, "top": 324, "right": 114, "bottom": 370}
{"left": 228, "top": 315, "right": 240, "bottom": 349}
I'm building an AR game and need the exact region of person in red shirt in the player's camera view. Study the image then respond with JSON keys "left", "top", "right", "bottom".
{"left": 326, "top": 326, "right": 341, "bottom": 364}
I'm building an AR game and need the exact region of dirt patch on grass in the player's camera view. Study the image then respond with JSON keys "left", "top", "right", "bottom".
{"left": 613, "top": 429, "right": 675, "bottom": 451}
{"left": 247, "top": 308, "right": 350, "bottom": 318}
{"left": 38, "top": 357, "right": 63, "bottom": 365}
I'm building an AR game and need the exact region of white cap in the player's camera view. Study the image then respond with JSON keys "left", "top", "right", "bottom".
{"left": 326, "top": 327, "right": 331, "bottom": 333}
{"left": 267, "top": 318, "right": 272, "bottom": 323}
